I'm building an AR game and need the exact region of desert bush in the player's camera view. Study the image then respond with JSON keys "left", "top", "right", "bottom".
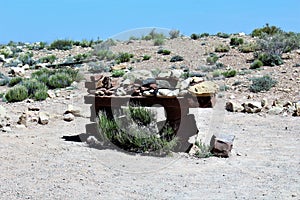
{"left": 200, "top": 33, "right": 210, "bottom": 37}
{"left": 88, "top": 62, "right": 110, "bottom": 73}
{"left": 190, "top": 33, "right": 200, "bottom": 40}
{"left": 212, "top": 70, "right": 222, "bottom": 78}
{"left": 170, "top": 55, "right": 184, "bottom": 62}
{"left": 8, "top": 77, "right": 22, "bottom": 87}
{"left": 33, "top": 89, "right": 48, "bottom": 101}
{"left": 73, "top": 39, "right": 93, "bottom": 48}
{"left": 255, "top": 52, "right": 283, "bottom": 66}
{"left": 111, "top": 70, "right": 125, "bottom": 77}
{"left": 157, "top": 49, "right": 171, "bottom": 55}
{"left": 27, "top": 41, "right": 47, "bottom": 50}
{"left": 0, "top": 46, "right": 14, "bottom": 58}
{"left": 230, "top": 37, "right": 244, "bottom": 46}
{"left": 5, "top": 85, "right": 28, "bottom": 102}
{"left": 222, "top": 69, "right": 237, "bottom": 78}
{"left": 38, "top": 55, "right": 57, "bottom": 64}
{"left": 169, "top": 29, "right": 180, "bottom": 39}
{"left": 216, "top": 32, "right": 230, "bottom": 38}
{"left": 250, "top": 59, "right": 264, "bottom": 69}
{"left": 215, "top": 44, "right": 230, "bottom": 52}
{"left": 249, "top": 75, "right": 277, "bottom": 93}
{"left": 257, "top": 32, "right": 300, "bottom": 56}
{"left": 48, "top": 39, "right": 73, "bottom": 50}
{"left": 238, "top": 42, "right": 258, "bottom": 53}
{"left": 0, "top": 73, "right": 9, "bottom": 86}
{"left": 48, "top": 73, "right": 72, "bottom": 88}
{"left": 115, "top": 52, "right": 134, "bottom": 64}
{"left": 73, "top": 53, "right": 89, "bottom": 62}
{"left": 194, "top": 140, "right": 213, "bottom": 158}
{"left": 153, "top": 38, "right": 165, "bottom": 46}
{"left": 93, "top": 39, "right": 116, "bottom": 51}
{"left": 199, "top": 62, "right": 225, "bottom": 72}
{"left": 206, "top": 53, "right": 219, "bottom": 65}
{"left": 142, "top": 55, "right": 151, "bottom": 61}
{"left": 22, "top": 79, "right": 48, "bottom": 97}
{"left": 97, "top": 107, "right": 177, "bottom": 154}
{"left": 18, "top": 52, "right": 35, "bottom": 65}
{"left": 95, "top": 49, "right": 116, "bottom": 61}
{"left": 251, "top": 23, "right": 282, "bottom": 37}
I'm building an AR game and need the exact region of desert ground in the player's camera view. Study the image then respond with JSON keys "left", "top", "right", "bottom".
{"left": 0, "top": 33, "right": 299, "bottom": 199}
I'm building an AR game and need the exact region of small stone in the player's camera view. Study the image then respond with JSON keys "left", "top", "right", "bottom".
{"left": 226, "top": 101, "right": 244, "bottom": 112}
{"left": 28, "top": 106, "right": 40, "bottom": 111}
{"left": 65, "top": 105, "right": 81, "bottom": 117}
{"left": 16, "top": 124, "right": 26, "bottom": 129}
{"left": 210, "top": 134, "right": 235, "bottom": 157}
{"left": 63, "top": 113, "right": 75, "bottom": 122}
{"left": 2, "top": 126, "right": 12, "bottom": 132}
{"left": 261, "top": 98, "right": 268, "bottom": 107}
{"left": 242, "top": 102, "right": 262, "bottom": 113}
{"left": 268, "top": 106, "right": 284, "bottom": 115}
{"left": 17, "top": 113, "right": 27, "bottom": 126}
{"left": 38, "top": 112, "right": 50, "bottom": 125}
{"left": 47, "top": 90, "right": 56, "bottom": 98}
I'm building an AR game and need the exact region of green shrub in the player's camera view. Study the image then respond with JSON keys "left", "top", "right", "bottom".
{"left": 142, "top": 35, "right": 152, "bottom": 41}
{"left": 222, "top": 69, "right": 237, "bottom": 78}
{"left": 142, "top": 55, "right": 151, "bottom": 61}
{"left": 215, "top": 44, "right": 230, "bottom": 52}
{"left": 18, "top": 52, "right": 35, "bottom": 65}
{"left": 170, "top": 55, "right": 184, "bottom": 62}
{"left": 251, "top": 23, "right": 282, "bottom": 37}
{"left": 111, "top": 70, "right": 125, "bottom": 77}
{"left": 33, "top": 89, "right": 48, "bottom": 101}
{"left": 5, "top": 85, "right": 28, "bottom": 102}
{"left": 74, "top": 53, "right": 89, "bottom": 62}
{"left": 238, "top": 42, "right": 258, "bottom": 53}
{"left": 48, "top": 73, "right": 72, "bottom": 88}
{"left": 216, "top": 32, "right": 230, "bottom": 38}
{"left": 128, "top": 105, "right": 154, "bottom": 126}
{"left": 22, "top": 79, "right": 48, "bottom": 97}
{"left": 95, "top": 49, "right": 116, "bottom": 61}
{"left": 169, "top": 29, "right": 180, "bottom": 39}
{"left": 230, "top": 37, "right": 244, "bottom": 46}
{"left": 38, "top": 55, "right": 57, "bottom": 64}
{"left": 153, "top": 38, "right": 165, "bottom": 46}
{"left": 212, "top": 70, "right": 222, "bottom": 78}
{"left": 157, "top": 49, "right": 171, "bottom": 55}
{"left": 250, "top": 59, "right": 264, "bottom": 69}
{"left": 115, "top": 52, "right": 134, "bottom": 64}
{"left": 190, "top": 33, "right": 200, "bottom": 40}
{"left": 256, "top": 53, "right": 283, "bottom": 66}
{"left": 0, "top": 73, "right": 9, "bottom": 86}
{"left": 97, "top": 107, "right": 177, "bottom": 154}
{"left": 8, "top": 77, "right": 22, "bottom": 87}
{"left": 48, "top": 39, "right": 73, "bottom": 50}
{"left": 249, "top": 75, "right": 277, "bottom": 93}
{"left": 206, "top": 53, "right": 219, "bottom": 65}
{"left": 200, "top": 33, "right": 210, "bottom": 37}
{"left": 73, "top": 39, "right": 93, "bottom": 48}
{"left": 194, "top": 140, "right": 213, "bottom": 158}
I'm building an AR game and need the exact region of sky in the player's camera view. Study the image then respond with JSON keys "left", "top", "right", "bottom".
{"left": 1, "top": 0, "right": 300, "bottom": 44}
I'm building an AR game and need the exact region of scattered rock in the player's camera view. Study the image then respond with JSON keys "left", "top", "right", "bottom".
{"left": 65, "top": 104, "right": 81, "bottom": 117}
{"left": 157, "top": 71, "right": 171, "bottom": 78}
{"left": 210, "top": 134, "right": 235, "bottom": 157}
{"left": 111, "top": 63, "right": 127, "bottom": 71}
{"left": 157, "top": 89, "right": 179, "bottom": 98}
{"left": 17, "top": 113, "right": 27, "bottom": 126}
{"left": 156, "top": 80, "right": 171, "bottom": 88}
{"left": 63, "top": 113, "right": 75, "bottom": 122}
{"left": 293, "top": 102, "right": 300, "bottom": 116}
{"left": 28, "top": 106, "right": 40, "bottom": 111}
{"left": 47, "top": 90, "right": 56, "bottom": 98}
{"left": 261, "top": 98, "right": 268, "bottom": 107}
{"left": 226, "top": 101, "right": 244, "bottom": 112}
{"left": 268, "top": 106, "right": 284, "bottom": 115}
{"left": 38, "top": 112, "right": 50, "bottom": 125}
{"left": 242, "top": 102, "right": 262, "bottom": 113}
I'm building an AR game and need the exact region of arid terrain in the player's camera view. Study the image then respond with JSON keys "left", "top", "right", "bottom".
{"left": 0, "top": 33, "right": 299, "bottom": 199}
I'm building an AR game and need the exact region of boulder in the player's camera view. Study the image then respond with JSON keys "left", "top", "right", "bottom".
{"left": 157, "top": 89, "right": 179, "bottom": 98}
{"left": 225, "top": 101, "right": 244, "bottom": 112}
{"left": 268, "top": 106, "right": 284, "bottom": 115}
{"left": 157, "top": 71, "right": 171, "bottom": 78}
{"left": 188, "top": 81, "right": 219, "bottom": 96}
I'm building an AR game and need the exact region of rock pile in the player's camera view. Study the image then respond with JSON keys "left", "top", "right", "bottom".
{"left": 94, "top": 69, "right": 219, "bottom": 98}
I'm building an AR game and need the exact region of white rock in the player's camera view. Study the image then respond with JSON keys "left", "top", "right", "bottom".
{"left": 38, "top": 112, "right": 50, "bottom": 125}
{"left": 65, "top": 104, "right": 81, "bottom": 117}
{"left": 63, "top": 113, "right": 75, "bottom": 122}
